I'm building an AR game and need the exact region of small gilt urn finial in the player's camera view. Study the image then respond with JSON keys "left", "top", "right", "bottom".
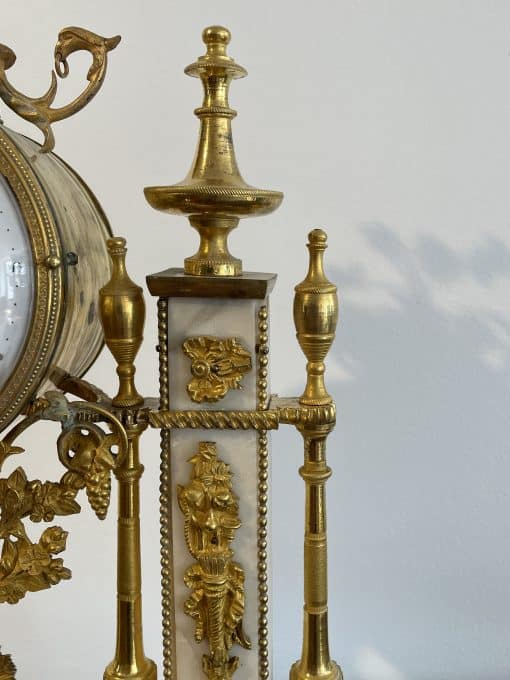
{"left": 99, "top": 237, "right": 145, "bottom": 407}
{"left": 293, "top": 229, "right": 339, "bottom": 406}
{"left": 144, "top": 26, "right": 283, "bottom": 277}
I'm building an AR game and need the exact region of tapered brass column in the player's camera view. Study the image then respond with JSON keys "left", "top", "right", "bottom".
{"left": 104, "top": 417, "right": 156, "bottom": 680}
{"left": 100, "top": 237, "right": 157, "bottom": 680}
{"left": 290, "top": 230, "right": 342, "bottom": 680}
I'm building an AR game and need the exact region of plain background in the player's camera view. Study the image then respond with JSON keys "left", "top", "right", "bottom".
{"left": 1, "top": 1, "right": 510, "bottom": 678}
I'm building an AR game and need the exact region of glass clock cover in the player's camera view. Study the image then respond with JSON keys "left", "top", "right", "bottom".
{"left": 0, "top": 174, "right": 33, "bottom": 390}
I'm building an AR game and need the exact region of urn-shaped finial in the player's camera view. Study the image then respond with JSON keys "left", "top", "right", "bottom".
{"left": 99, "top": 237, "right": 145, "bottom": 407}
{"left": 144, "top": 26, "right": 283, "bottom": 277}
{"left": 293, "top": 229, "right": 339, "bottom": 406}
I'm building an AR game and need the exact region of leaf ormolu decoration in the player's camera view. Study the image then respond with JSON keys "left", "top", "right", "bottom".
{"left": 182, "top": 336, "right": 252, "bottom": 403}
{"left": 178, "top": 441, "right": 251, "bottom": 680}
{"left": 0, "top": 392, "right": 125, "bottom": 605}
{"left": 0, "top": 468, "right": 71, "bottom": 604}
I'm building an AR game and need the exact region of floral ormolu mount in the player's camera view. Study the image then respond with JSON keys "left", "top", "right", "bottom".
{"left": 183, "top": 336, "right": 252, "bottom": 403}
{"left": 0, "top": 389, "right": 128, "bottom": 672}
{"left": 178, "top": 442, "right": 251, "bottom": 679}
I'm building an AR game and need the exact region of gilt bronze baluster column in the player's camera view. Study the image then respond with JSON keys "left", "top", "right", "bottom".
{"left": 290, "top": 229, "right": 342, "bottom": 680}
{"left": 100, "top": 237, "right": 157, "bottom": 680}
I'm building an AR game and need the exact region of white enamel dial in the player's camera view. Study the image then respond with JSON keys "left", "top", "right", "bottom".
{"left": 0, "top": 174, "right": 33, "bottom": 390}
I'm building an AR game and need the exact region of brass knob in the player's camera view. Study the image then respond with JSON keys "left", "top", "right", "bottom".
{"left": 44, "top": 254, "right": 61, "bottom": 269}
{"left": 202, "top": 25, "right": 231, "bottom": 57}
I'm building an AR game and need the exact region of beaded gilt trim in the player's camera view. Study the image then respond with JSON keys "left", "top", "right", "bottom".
{"left": 256, "top": 305, "right": 270, "bottom": 680}
{"left": 158, "top": 298, "right": 176, "bottom": 680}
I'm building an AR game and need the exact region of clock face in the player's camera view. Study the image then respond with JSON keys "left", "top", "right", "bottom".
{"left": 0, "top": 174, "right": 33, "bottom": 391}
{"left": 0, "top": 125, "right": 112, "bottom": 431}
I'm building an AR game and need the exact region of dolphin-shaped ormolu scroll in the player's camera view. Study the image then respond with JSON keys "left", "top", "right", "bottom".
{"left": 0, "top": 26, "right": 120, "bottom": 153}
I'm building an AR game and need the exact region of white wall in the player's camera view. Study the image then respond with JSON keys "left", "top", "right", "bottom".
{"left": 2, "top": 1, "right": 510, "bottom": 678}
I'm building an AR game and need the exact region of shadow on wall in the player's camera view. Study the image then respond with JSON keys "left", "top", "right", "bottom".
{"left": 273, "top": 223, "right": 510, "bottom": 680}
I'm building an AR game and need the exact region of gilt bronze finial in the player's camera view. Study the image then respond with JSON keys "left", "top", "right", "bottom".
{"left": 99, "top": 237, "right": 145, "bottom": 407}
{"left": 294, "top": 229, "right": 339, "bottom": 406}
{"left": 144, "top": 26, "right": 283, "bottom": 276}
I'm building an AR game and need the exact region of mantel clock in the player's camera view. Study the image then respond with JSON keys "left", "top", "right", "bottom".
{"left": 0, "top": 24, "right": 343, "bottom": 680}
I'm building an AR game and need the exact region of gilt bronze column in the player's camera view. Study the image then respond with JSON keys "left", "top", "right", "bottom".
{"left": 100, "top": 237, "right": 157, "bottom": 680}
{"left": 290, "top": 230, "right": 342, "bottom": 680}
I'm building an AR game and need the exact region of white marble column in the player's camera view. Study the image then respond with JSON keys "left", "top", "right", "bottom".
{"left": 162, "top": 294, "right": 272, "bottom": 680}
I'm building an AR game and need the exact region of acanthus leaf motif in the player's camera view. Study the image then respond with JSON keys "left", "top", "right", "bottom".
{"left": 0, "top": 413, "right": 123, "bottom": 605}
{"left": 183, "top": 336, "right": 252, "bottom": 404}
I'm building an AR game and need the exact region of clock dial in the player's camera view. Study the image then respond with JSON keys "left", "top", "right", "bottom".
{"left": 0, "top": 174, "right": 33, "bottom": 391}
{"left": 0, "top": 125, "right": 112, "bottom": 431}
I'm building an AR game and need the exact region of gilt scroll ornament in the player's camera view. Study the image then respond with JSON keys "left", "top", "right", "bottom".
{"left": 178, "top": 441, "right": 251, "bottom": 679}
{"left": 183, "top": 336, "right": 252, "bottom": 403}
{"left": 0, "top": 27, "right": 120, "bottom": 153}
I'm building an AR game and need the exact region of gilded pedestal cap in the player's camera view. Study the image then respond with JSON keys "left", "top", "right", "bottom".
{"left": 144, "top": 26, "right": 283, "bottom": 276}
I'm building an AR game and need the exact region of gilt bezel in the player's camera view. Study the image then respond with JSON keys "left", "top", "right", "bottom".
{"left": 0, "top": 127, "right": 63, "bottom": 430}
